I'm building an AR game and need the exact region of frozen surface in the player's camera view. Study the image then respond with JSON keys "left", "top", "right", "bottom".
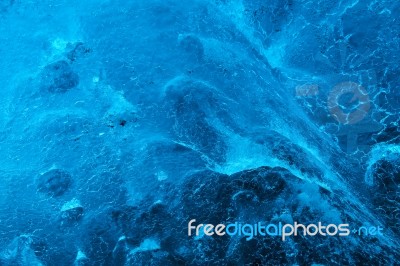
{"left": 0, "top": 0, "right": 399, "bottom": 265}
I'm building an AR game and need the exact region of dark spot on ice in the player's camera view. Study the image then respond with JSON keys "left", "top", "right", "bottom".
{"left": 67, "top": 42, "right": 91, "bottom": 62}
{"left": 119, "top": 119, "right": 127, "bottom": 126}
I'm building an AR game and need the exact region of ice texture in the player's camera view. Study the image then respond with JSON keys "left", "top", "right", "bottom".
{"left": 0, "top": 0, "right": 399, "bottom": 265}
